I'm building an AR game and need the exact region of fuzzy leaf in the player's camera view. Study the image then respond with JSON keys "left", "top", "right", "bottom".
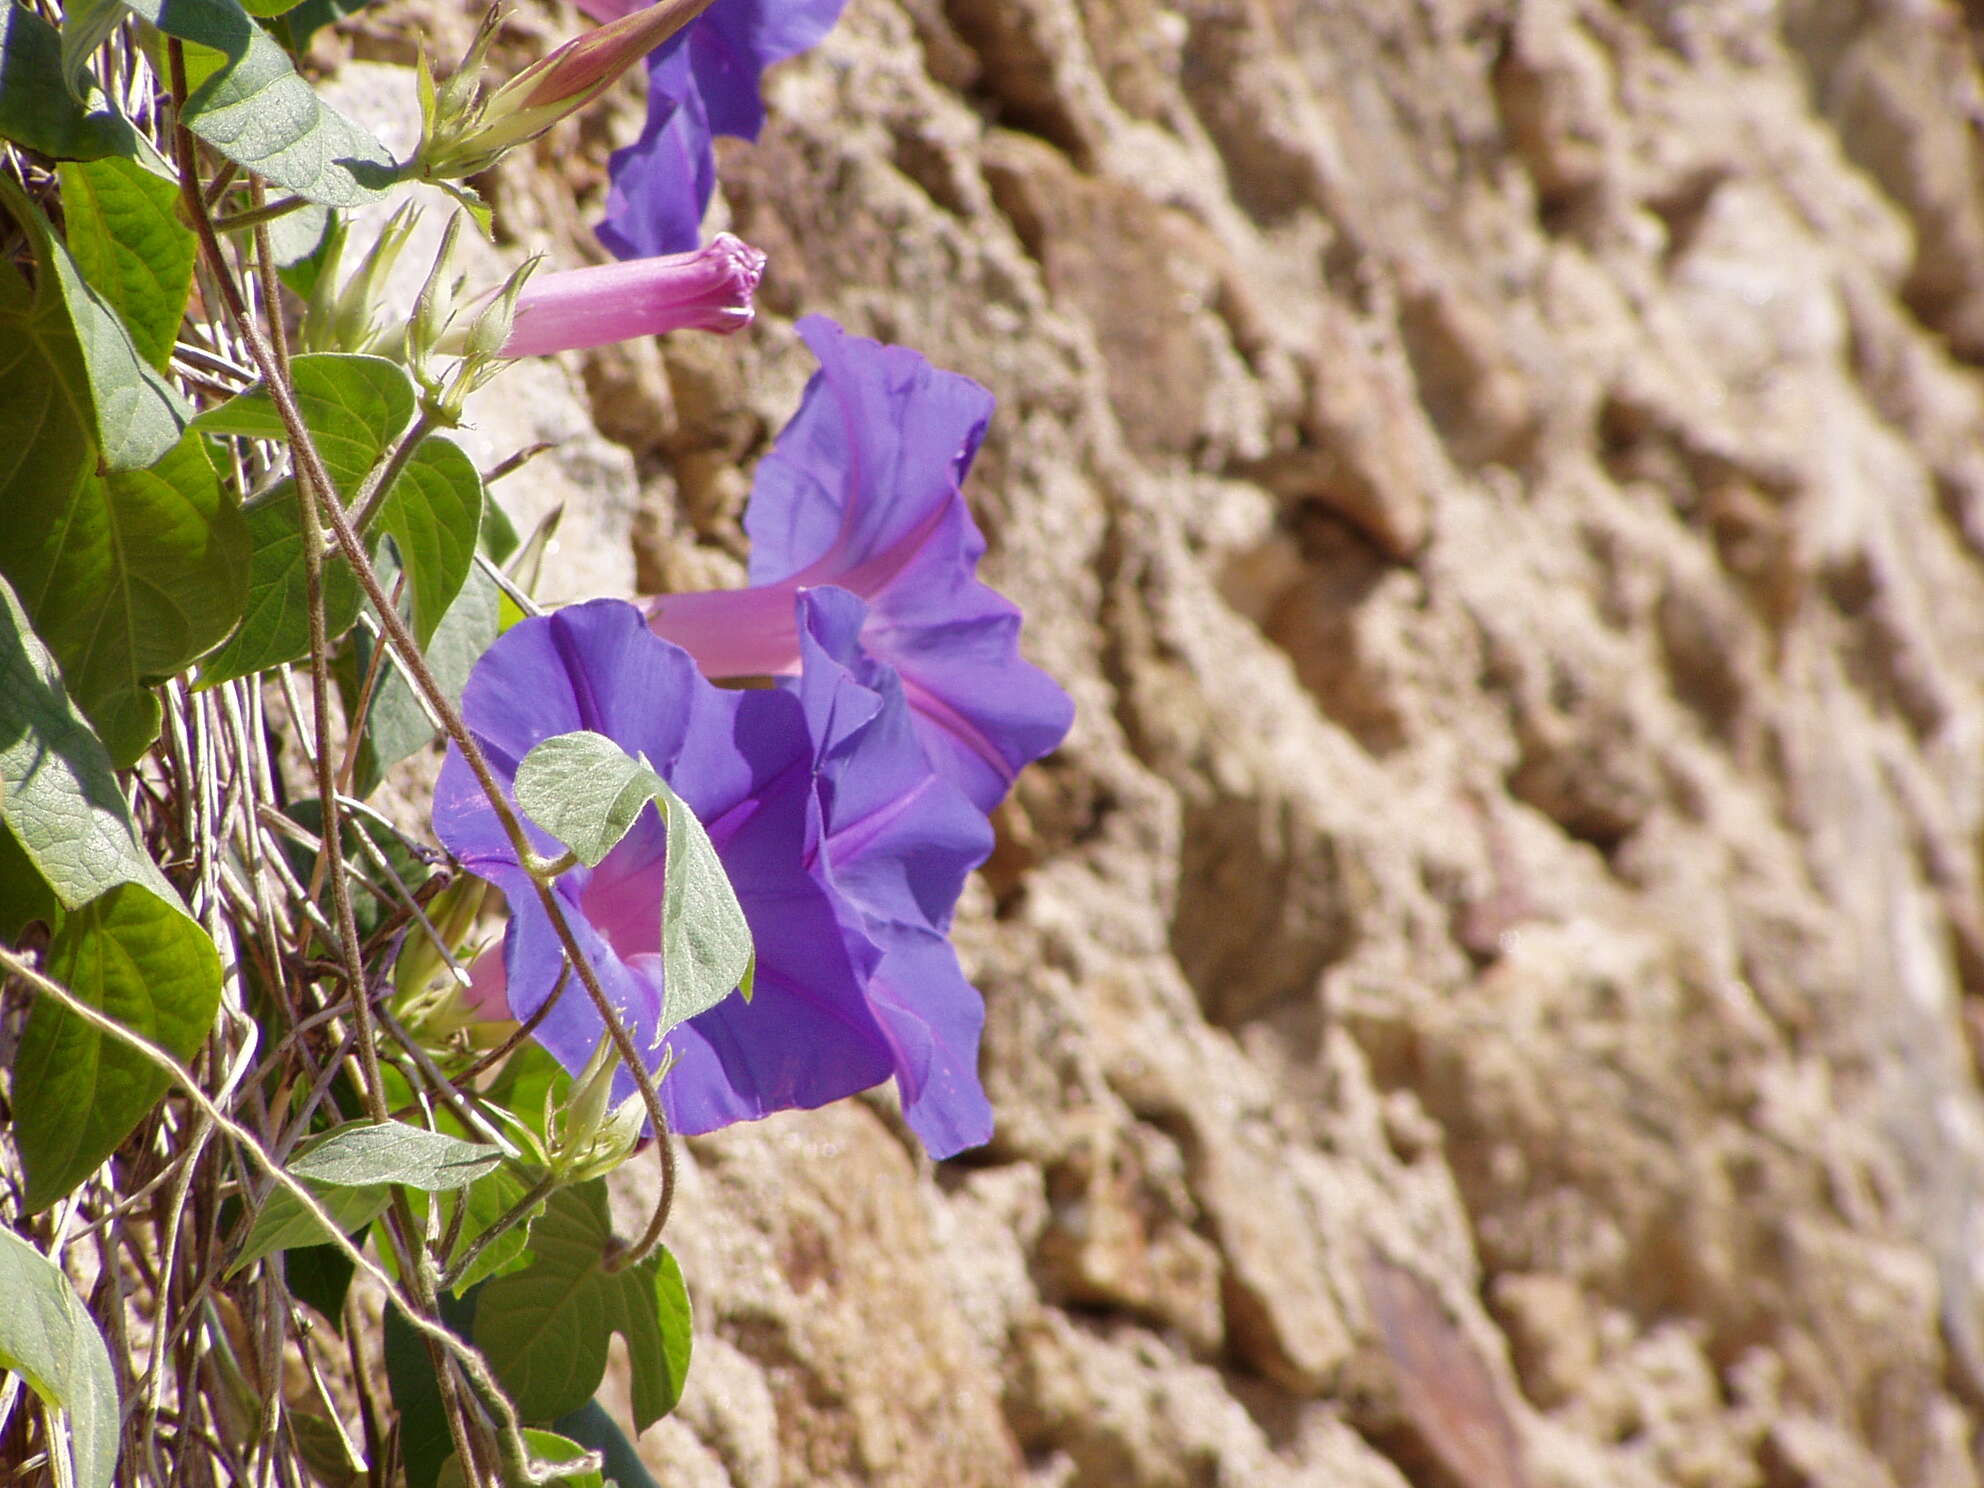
{"left": 121, "top": 0, "right": 397, "bottom": 206}
{"left": 57, "top": 0, "right": 130, "bottom": 95}
{"left": 0, "top": 255, "right": 91, "bottom": 536}
{"left": 191, "top": 354, "right": 415, "bottom": 681}
{"left": 287, "top": 1119, "right": 503, "bottom": 1191}
{"left": 57, "top": 155, "right": 196, "bottom": 369}
{"left": 0, "top": 828, "right": 60, "bottom": 943}
{"left": 284, "top": 1239, "right": 358, "bottom": 1329}
{"left": 347, "top": 560, "right": 500, "bottom": 794}
{"left": 0, "top": 1228, "right": 120, "bottom": 1488}
{"left": 515, "top": 731, "right": 665, "bottom": 871}
{"left": 191, "top": 351, "right": 414, "bottom": 497}
{"left": 229, "top": 1182, "right": 391, "bottom": 1275}
{"left": 7, "top": 430, "right": 248, "bottom": 766}
{"left": 654, "top": 775, "right": 753, "bottom": 1030}
{"left": 514, "top": 731, "right": 753, "bottom": 1030}
{"left": 13, "top": 882, "right": 223, "bottom": 1209}
{"left": 194, "top": 486, "right": 361, "bottom": 683}
{"left": 0, "top": 3, "right": 142, "bottom": 159}
{"left": 473, "top": 1180, "right": 692, "bottom": 1430}
{"left": 0, "top": 574, "right": 182, "bottom": 912}
{"left": 270, "top": 0, "right": 376, "bottom": 50}
{"left": 374, "top": 434, "right": 483, "bottom": 649}
{"left": 444, "top": 1164, "right": 543, "bottom": 1292}
{"left": 0, "top": 174, "right": 186, "bottom": 473}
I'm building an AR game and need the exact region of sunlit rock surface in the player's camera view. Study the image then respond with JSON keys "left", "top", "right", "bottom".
{"left": 332, "top": 0, "right": 1984, "bottom": 1480}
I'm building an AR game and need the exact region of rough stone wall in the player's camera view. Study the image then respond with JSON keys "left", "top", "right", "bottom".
{"left": 351, "top": 0, "right": 1984, "bottom": 1480}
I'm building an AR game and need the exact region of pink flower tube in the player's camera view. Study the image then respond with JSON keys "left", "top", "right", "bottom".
{"left": 498, "top": 232, "right": 765, "bottom": 356}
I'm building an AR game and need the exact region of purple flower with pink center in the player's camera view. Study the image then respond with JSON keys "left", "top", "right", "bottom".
{"left": 434, "top": 594, "right": 997, "bottom": 1155}
{"left": 647, "top": 315, "right": 1074, "bottom": 813}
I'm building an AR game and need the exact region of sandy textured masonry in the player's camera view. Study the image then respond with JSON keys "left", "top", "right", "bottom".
{"left": 323, "top": 0, "right": 1984, "bottom": 1481}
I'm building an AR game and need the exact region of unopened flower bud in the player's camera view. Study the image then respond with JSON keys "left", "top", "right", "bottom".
{"left": 437, "top": 8, "right": 503, "bottom": 121}
{"left": 416, "top": 0, "right": 714, "bottom": 181}
{"left": 568, "top": 1092, "right": 646, "bottom": 1182}
{"left": 297, "top": 205, "right": 421, "bottom": 355}
{"left": 405, "top": 213, "right": 471, "bottom": 375}
{"left": 442, "top": 233, "right": 766, "bottom": 359}
{"left": 563, "top": 1035, "right": 619, "bottom": 1153}
{"left": 392, "top": 872, "right": 491, "bottom": 1010}
{"left": 465, "top": 255, "right": 540, "bottom": 360}
{"left": 550, "top": 1034, "right": 660, "bottom": 1180}
{"left": 299, "top": 216, "right": 349, "bottom": 350}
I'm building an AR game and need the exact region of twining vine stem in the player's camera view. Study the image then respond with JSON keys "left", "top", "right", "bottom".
{"left": 162, "top": 46, "right": 679, "bottom": 1279}
{"left": 156, "top": 40, "right": 679, "bottom": 1480}
{"left": 0, "top": 947, "right": 575, "bottom": 1486}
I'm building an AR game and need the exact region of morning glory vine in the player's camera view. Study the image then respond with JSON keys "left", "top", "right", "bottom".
{"left": 0, "top": 0, "right": 1069, "bottom": 1482}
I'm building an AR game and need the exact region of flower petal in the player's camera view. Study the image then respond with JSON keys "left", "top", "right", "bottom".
{"left": 497, "top": 858, "right": 668, "bottom": 1082}
{"left": 598, "top": 45, "right": 713, "bottom": 259}
{"left": 437, "top": 598, "right": 968, "bottom": 1140}
{"left": 746, "top": 316, "right": 994, "bottom": 585}
{"left": 794, "top": 587, "right": 991, "bottom": 928}
{"left": 859, "top": 495, "right": 1076, "bottom": 812}
{"left": 792, "top": 588, "right": 996, "bottom": 1155}
{"left": 594, "top": 0, "right": 848, "bottom": 257}
{"left": 500, "top": 234, "right": 764, "bottom": 357}
{"left": 867, "top": 924, "right": 994, "bottom": 1157}
{"left": 687, "top": 0, "right": 848, "bottom": 139}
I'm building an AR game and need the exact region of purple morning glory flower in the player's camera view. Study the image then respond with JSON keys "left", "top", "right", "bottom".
{"left": 647, "top": 316, "right": 1075, "bottom": 812}
{"left": 584, "top": 0, "right": 850, "bottom": 257}
{"left": 785, "top": 586, "right": 997, "bottom": 1153}
{"left": 434, "top": 594, "right": 995, "bottom": 1155}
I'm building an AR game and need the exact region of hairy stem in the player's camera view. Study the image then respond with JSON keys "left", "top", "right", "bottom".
{"left": 205, "top": 276, "right": 682, "bottom": 1257}
{"left": 438, "top": 1168, "right": 558, "bottom": 1293}
{"left": 0, "top": 947, "right": 536, "bottom": 1472}
{"left": 210, "top": 193, "right": 311, "bottom": 236}
{"left": 347, "top": 409, "right": 440, "bottom": 538}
